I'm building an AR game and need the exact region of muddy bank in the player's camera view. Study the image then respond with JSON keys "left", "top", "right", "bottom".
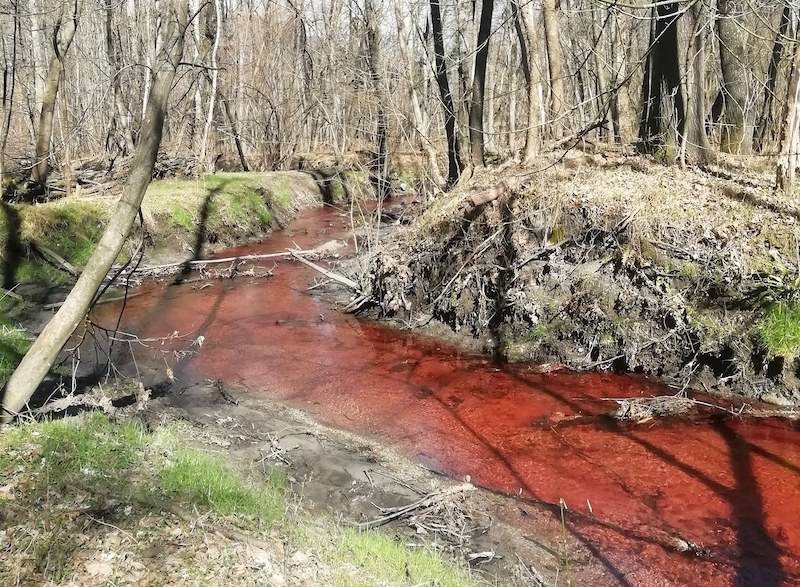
{"left": 362, "top": 154, "right": 800, "bottom": 407}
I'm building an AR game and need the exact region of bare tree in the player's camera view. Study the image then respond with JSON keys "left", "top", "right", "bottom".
{"left": 638, "top": 1, "right": 684, "bottom": 154}
{"left": 716, "top": 0, "right": 752, "bottom": 154}
{"left": 755, "top": 1, "right": 791, "bottom": 152}
{"left": 468, "top": 0, "right": 494, "bottom": 167}
{"left": 365, "top": 0, "right": 389, "bottom": 200}
{"left": 430, "top": 0, "right": 462, "bottom": 185}
{"left": 777, "top": 19, "right": 800, "bottom": 191}
{"left": 104, "top": 0, "right": 135, "bottom": 154}
{"left": 31, "top": 0, "right": 79, "bottom": 184}
{"left": 1, "top": 0, "right": 189, "bottom": 423}
{"left": 542, "top": 0, "right": 565, "bottom": 139}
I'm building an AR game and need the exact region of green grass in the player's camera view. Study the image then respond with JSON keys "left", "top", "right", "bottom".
{"left": 1, "top": 413, "right": 478, "bottom": 587}
{"left": 167, "top": 203, "right": 195, "bottom": 229}
{"left": 759, "top": 302, "right": 800, "bottom": 358}
{"left": 332, "top": 528, "right": 477, "bottom": 587}
{"left": 36, "top": 412, "right": 146, "bottom": 495}
{"left": 0, "top": 172, "right": 319, "bottom": 286}
{"left": 160, "top": 448, "right": 286, "bottom": 525}
{"left": 0, "top": 322, "right": 31, "bottom": 382}
{"left": 20, "top": 201, "right": 106, "bottom": 266}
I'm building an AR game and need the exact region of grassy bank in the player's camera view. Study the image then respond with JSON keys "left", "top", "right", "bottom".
{"left": 0, "top": 412, "right": 480, "bottom": 586}
{"left": 0, "top": 171, "right": 343, "bottom": 386}
{"left": 0, "top": 172, "right": 333, "bottom": 290}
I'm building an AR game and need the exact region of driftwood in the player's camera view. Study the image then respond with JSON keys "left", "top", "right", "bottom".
{"left": 358, "top": 482, "right": 475, "bottom": 529}
{"left": 115, "top": 249, "right": 319, "bottom": 278}
{"left": 290, "top": 251, "right": 360, "bottom": 290}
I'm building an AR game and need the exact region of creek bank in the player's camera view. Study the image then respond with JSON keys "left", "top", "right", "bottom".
{"left": 360, "top": 153, "right": 800, "bottom": 407}
{"left": 0, "top": 170, "right": 355, "bottom": 385}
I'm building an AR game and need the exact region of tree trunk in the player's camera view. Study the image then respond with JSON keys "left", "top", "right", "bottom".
{"left": 31, "top": 0, "right": 78, "bottom": 185}
{"left": 28, "top": 0, "right": 44, "bottom": 131}
{"left": 681, "top": 0, "right": 710, "bottom": 163}
{"left": 201, "top": 0, "right": 221, "bottom": 171}
{"left": 430, "top": 0, "right": 463, "bottom": 185}
{"left": 717, "top": 0, "right": 751, "bottom": 154}
{"left": 513, "top": 0, "right": 540, "bottom": 161}
{"left": 777, "top": 34, "right": 800, "bottom": 191}
{"left": 468, "top": 0, "right": 494, "bottom": 167}
{"left": 393, "top": 0, "right": 445, "bottom": 187}
{"left": 365, "top": 0, "right": 389, "bottom": 200}
{"left": 190, "top": 0, "right": 204, "bottom": 144}
{"left": 755, "top": 2, "right": 790, "bottom": 152}
{"left": 638, "top": 1, "right": 684, "bottom": 155}
{"left": 609, "top": 9, "right": 630, "bottom": 143}
{"left": 1, "top": 0, "right": 19, "bottom": 184}
{"left": 542, "top": 0, "right": 565, "bottom": 139}
{"left": 1, "top": 1, "right": 188, "bottom": 423}
{"left": 217, "top": 89, "right": 249, "bottom": 172}
{"left": 104, "top": 1, "right": 135, "bottom": 155}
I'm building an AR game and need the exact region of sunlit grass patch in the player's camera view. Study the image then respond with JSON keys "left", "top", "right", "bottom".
{"left": 0, "top": 322, "right": 31, "bottom": 383}
{"left": 37, "top": 413, "right": 145, "bottom": 492}
{"left": 332, "top": 527, "right": 477, "bottom": 587}
{"left": 759, "top": 302, "right": 800, "bottom": 358}
{"left": 160, "top": 448, "right": 286, "bottom": 525}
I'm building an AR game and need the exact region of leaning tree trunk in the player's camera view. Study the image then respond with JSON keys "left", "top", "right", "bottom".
{"left": 638, "top": 1, "right": 685, "bottom": 154}
{"left": 542, "top": 0, "right": 565, "bottom": 139}
{"left": 777, "top": 34, "right": 800, "bottom": 191}
{"left": 430, "top": 0, "right": 463, "bottom": 185}
{"left": 468, "top": 0, "right": 494, "bottom": 167}
{"left": 717, "top": 0, "right": 751, "bottom": 154}
{"left": 755, "top": 1, "right": 791, "bottom": 152}
{"left": 1, "top": 1, "right": 188, "bottom": 423}
{"left": 31, "top": 0, "right": 78, "bottom": 185}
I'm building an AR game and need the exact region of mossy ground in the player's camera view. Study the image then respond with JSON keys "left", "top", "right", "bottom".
{"left": 0, "top": 412, "right": 481, "bottom": 586}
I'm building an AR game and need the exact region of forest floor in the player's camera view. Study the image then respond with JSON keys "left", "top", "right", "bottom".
{"left": 358, "top": 147, "right": 800, "bottom": 408}
{"left": 0, "top": 381, "right": 576, "bottom": 586}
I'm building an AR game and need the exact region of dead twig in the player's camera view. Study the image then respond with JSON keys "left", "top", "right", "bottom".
{"left": 358, "top": 482, "right": 475, "bottom": 530}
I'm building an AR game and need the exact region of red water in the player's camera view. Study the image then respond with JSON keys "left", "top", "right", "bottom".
{"left": 96, "top": 206, "right": 800, "bottom": 586}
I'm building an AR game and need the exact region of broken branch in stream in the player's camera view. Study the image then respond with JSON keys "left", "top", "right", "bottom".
{"left": 111, "top": 248, "right": 320, "bottom": 279}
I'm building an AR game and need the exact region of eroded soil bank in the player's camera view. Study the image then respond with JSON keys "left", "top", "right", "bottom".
{"left": 365, "top": 154, "right": 800, "bottom": 407}
{"left": 92, "top": 203, "right": 800, "bottom": 586}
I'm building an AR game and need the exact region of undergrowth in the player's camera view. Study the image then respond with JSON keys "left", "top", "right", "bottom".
{"left": 0, "top": 322, "right": 31, "bottom": 383}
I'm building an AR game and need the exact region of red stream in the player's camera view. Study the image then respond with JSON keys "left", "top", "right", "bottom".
{"left": 95, "top": 206, "right": 800, "bottom": 586}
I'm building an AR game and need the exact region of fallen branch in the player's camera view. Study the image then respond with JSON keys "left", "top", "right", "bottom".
{"left": 118, "top": 248, "right": 320, "bottom": 277}
{"left": 358, "top": 482, "right": 475, "bottom": 529}
{"left": 32, "top": 242, "right": 81, "bottom": 277}
{"left": 290, "top": 251, "right": 360, "bottom": 290}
